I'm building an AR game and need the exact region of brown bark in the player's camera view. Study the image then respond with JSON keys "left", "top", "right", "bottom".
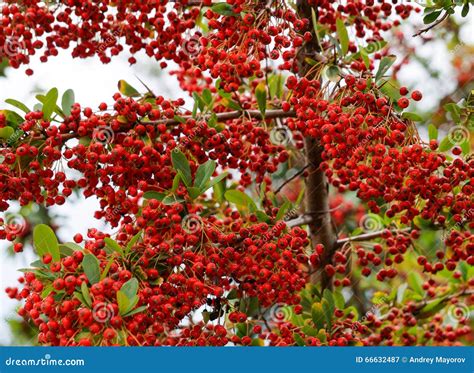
{"left": 296, "top": 1, "right": 337, "bottom": 288}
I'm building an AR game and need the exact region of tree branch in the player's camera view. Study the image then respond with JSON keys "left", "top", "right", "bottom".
{"left": 296, "top": 0, "right": 336, "bottom": 289}
{"left": 146, "top": 109, "right": 296, "bottom": 126}
{"left": 413, "top": 12, "right": 450, "bottom": 37}
{"left": 335, "top": 228, "right": 412, "bottom": 247}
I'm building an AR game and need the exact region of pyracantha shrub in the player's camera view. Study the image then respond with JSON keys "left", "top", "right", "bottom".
{"left": 1, "top": 0, "right": 473, "bottom": 346}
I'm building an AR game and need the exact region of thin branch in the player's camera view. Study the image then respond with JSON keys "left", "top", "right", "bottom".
{"left": 274, "top": 164, "right": 310, "bottom": 194}
{"left": 335, "top": 228, "right": 412, "bottom": 247}
{"left": 413, "top": 12, "right": 450, "bottom": 37}
{"left": 146, "top": 109, "right": 296, "bottom": 126}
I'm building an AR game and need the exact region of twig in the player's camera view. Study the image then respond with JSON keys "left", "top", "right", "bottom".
{"left": 413, "top": 12, "right": 450, "bottom": 37}
{"left": 145, "top": 109, "right": 296, "bottom": 126}
{"left": 335, "top": 228, "right": 412, "bottom": 247}
{"left": 274, "top": 164, "right": 310, "bottom": 194}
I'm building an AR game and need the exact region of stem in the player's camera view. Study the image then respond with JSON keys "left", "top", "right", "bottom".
{"left": 335, "top": 228, "right": 412, "bottom": 247}
{"left": 146, "top": 109, "right": 296, "bottom": 126}
{"left": 413, "top": 12, "right": 450, "bottom": 37}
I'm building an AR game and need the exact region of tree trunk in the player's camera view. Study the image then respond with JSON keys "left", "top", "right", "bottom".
{"left": 296, "top": 0, "right": 337, "bottom": 288}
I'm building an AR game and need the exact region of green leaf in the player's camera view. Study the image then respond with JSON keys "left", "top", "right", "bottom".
{"left": 104, "top": 237, "right": 124, "bottom": 256}
{"left": 240, "top": 296, "right": 259, "bottom": 317}
{"left": 61, "top": 89, "right": 75, "bottom": 116}
{"left": 335, "top": 18, "right": 349, "bottom": 56}
{"left": 81, "top": 282, "right": 92, "bottom": 308}
{"left": 41, "top": 88, "right": 59, "bottom": 120}
{"left": 322, "top": 299, "right": 332, "bottom": 328}
{"left": 5, "top": 99, "right": 30, "bottom": 113}
{"left": 224, "top": 190, "right": 257, "bottom": 211}
{"left": 117, "top": 290, "right": 131, "bottom": 315}
{"left": 276, "top": 200, "right": 292, "bottom": 221}
{"left": 0, "top": 126, "right": 14, "bottom": 139}
{"left": 171, "top": 173, "right": 181, "bottom": 193}
{"left": 408, "top": 272, "right": 424, "bottom": 295}
{"left": 82, "top": 254, "right": 100, "bottom": 285}
{"left": 444, "top": 103, "right": 461, "bottom": 124}
{"left": 194, "top": 160, "right": 216, "bottom": 190}
{"left": 125, "top": 231, "right": 142, "bottom": 256}
{"left": 417, "top": 297, "right": 446, "bottom": 319}
{"left": 206, "top": 172, "right": 228, "bottom": 191}
{"left": 428, "top": 124, "right": 438, "bottom": 141}
{"left": 211, "top": 3, "right": 237, "bottom": 16}
{"left": 187, "top": 186, "right": 202, "bottom": 199}
{"left": 118, "top": 80, "right": 140, "bottom": 97}
{"left": 201, "top": 89, "right": 213, "bottom": 106}
{"left": 74, "top": 292, "right": 87, "bottom": 306}
{"left": 423, "top": 10, "right": 442, "bottom": 24}
{"left": 375, "top": 56, "right": 396, "bottom": 82}
{"left": 461, "top": 2, "right": 469, "bottom": 17}
{"left": 293, "top": 333, "right": 305, "bottom": 346}
{"left": 439, "top": 136, "right": 454, "bottom": 152}
{"left": 161, "top": 195, "right": 185, "bottom": 205}
{"left": 311, "top": 303, "right": 325, "bottom": 330}
{"left": 33, "top": 224, "right": 60, "bottom": 263}
{"left": 120, "top": 278, "right": 139, "bottom": 299}
{"left": 333, "top": 291, "right": 345, "bottom": 309}
{"left": 323, "top": 289, "right": 335, "bottom": 317}
{"left": 123, "top": 305, "right": 147, "bottom": 317}
{"left": 100, "top": 257, "right": 115, "bottom": 281}
{"left": 171, "top": 149, "right": 192, "bottom": 187}
{"left": 401, "top": 112, "right": 423, "bottom": 121}
{"left": 143, "top": 191, "right": 166, "bottom": 201}
{"left": 255, "top": 82, "right": 267, "bottom": 116}
{"left": 326, "top": 65, "right": 341, "bottom": 82}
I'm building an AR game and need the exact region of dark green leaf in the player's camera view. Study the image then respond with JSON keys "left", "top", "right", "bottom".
{"left": 33, "top": 224, "right": 60, "bottom": 262}
{"left": 125, "top": 231, "right": 142, "bottom": 256}
{"left": 143, "top": 191, "right": 166, "bottom": 201}
{"left": 428, "top": 124, "right": 438, "bottom": 141}
{"left": 255, "top": 82, "right": 267, "bottom": 116}
{"left": 211, "top": 3, "right": 237, "bottom": 16}
{"left": 402, "top": 112, "right": 423, "bottom": 121}
{"left": 375, "top": 56, "right": 396, "bottom": 82}
{"left": 123, "top": 305, "right": 147, "bottom": 317}
{"left": 118, "top": 80, "right": 140, "bottom": 97}
{"left": 41, "top": 88, "right": 59, "bottom": 120}
{"left": 120, "top": 278, "right": 139, "bottom": 299}
{"left": 335, "top": 18, "right": 349, "bottom": 56}
{"left": 171, "top": 149, "right": 192, "bottom": 186}
{"left": 61, "top": 89, "right": 75, "bottom": 116}
{"left": 194, "top": 160, "right": 216, "bottom": 190}
{"left": 82, "top": 254, "right": 100, "bottom": 284}
{"left": 423, "top": 10, "right": 442, "bottom": 24}
{"left": 5, "top": 99, "right": 30, "bottom": 113}
{"left": 104, "top": 237, "right": 124, "bottom": 256}
{"left": 81, "top": 282, "right": 92, "bottom": 308}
